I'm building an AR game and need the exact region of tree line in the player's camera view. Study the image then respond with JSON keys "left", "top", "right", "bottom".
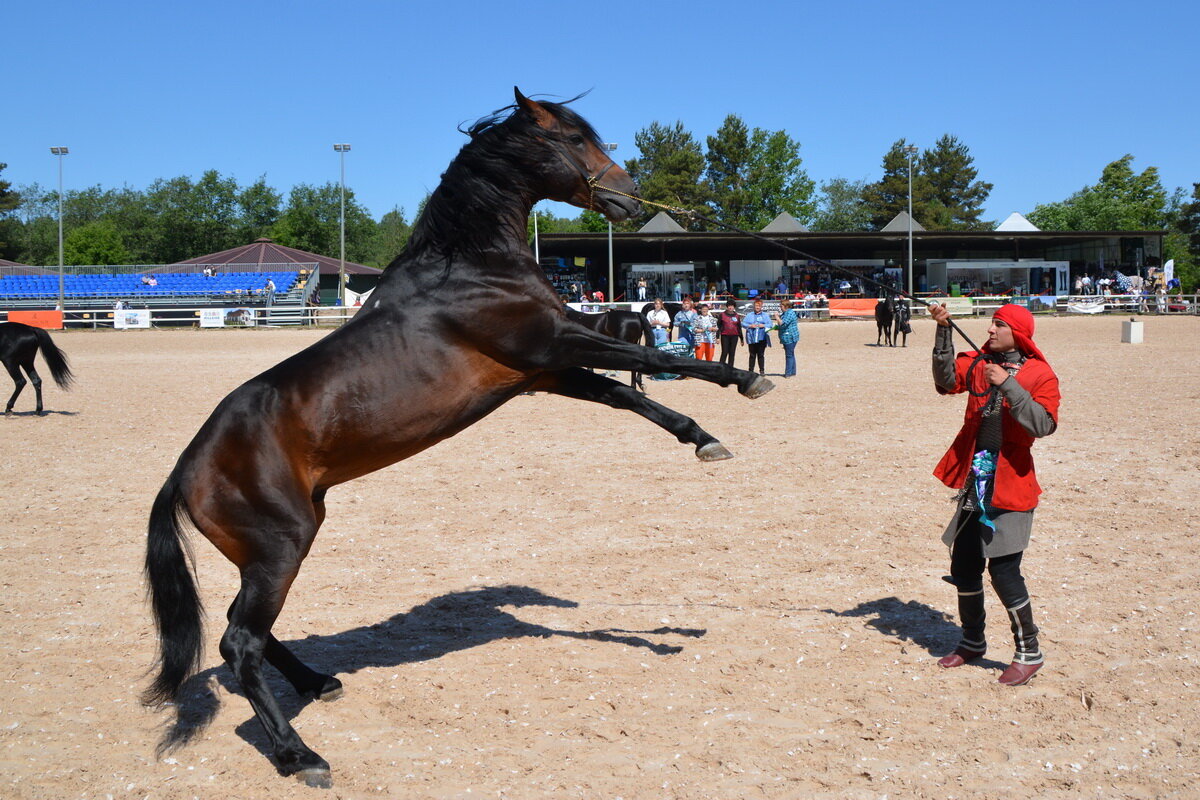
{"left": 2, "top": 117, "right": 1196, "bottom": 288}
{"left": 0, "top": 167, "right": 412, "bottom": 269}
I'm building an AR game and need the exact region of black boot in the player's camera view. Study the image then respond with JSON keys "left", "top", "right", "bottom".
{"left": 939, "top": 588, "right": 986, "bottom": 668}
{"left": 998, "top": 597, "right": 1043, "bottom": 686}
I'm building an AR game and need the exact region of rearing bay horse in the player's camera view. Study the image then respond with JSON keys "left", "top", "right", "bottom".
{"left": 144, "top": 89, "right": 773, "bottom": 788}
{"left": 0, "top": 321, "right": 74, "bottom": 415}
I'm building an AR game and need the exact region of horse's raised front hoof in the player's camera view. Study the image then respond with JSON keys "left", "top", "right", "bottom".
{"left": 696, "top": 442, "right": 734, "bottom": 462}
{"left": 315, "top": 676, "right": 343, "bottom": 702}
{"left": 740, "top": 374, "right": 775, "bottom": 399}
{"left": 294, "top": 768, "right": 333, "bottom": 789}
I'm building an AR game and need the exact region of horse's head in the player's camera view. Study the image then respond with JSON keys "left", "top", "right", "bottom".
{"left": 513, "top": 88, "right": 641, "bottom": 222}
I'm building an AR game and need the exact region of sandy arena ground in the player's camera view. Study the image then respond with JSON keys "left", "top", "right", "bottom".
{"left": 0, "top": 313, "right": 1197, "bottom": 799}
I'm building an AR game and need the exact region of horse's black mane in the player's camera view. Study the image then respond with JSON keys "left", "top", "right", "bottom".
{"left": 394, "top": 94, "right": 602, "bottom": 269}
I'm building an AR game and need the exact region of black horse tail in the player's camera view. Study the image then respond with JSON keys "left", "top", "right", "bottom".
{"left": 32, "top": 328, "right": 74, "bottom": 390}
{"left": 639, "top": 314, "right": 655, "bottom": 348}
{"left": 142, "top": 471, "right": 204, "bottom": 706}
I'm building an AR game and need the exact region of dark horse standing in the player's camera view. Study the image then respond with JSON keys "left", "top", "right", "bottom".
{"left": 143, "top": 90, "right": 773, "bottom": 788}
{"left": 566, "top": 307, "right": 654, "bottom": 390}
{"left": 874, "top": 295, "right": 895, "bottom": 346}
{"left": 0, "top": 321, "right": 74, "bottom": 415}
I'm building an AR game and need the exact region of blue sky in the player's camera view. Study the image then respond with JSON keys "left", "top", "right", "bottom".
{"left": 4, "top": 0, "right": 1197, "bottom": 227}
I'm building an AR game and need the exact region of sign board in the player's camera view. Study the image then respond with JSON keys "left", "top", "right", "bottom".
{"left": 114, "top": 309, "right": 151, "bottom": 329}
{"left": 8, "top": 310, "right": 63, "bottom": 329}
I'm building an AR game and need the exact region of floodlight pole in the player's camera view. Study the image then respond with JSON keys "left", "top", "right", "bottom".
{"left": 602, "top": 143, "right": 617, "bottom": 303}
{"left": 333, "top": 144, "right": 351, "bottom": 307}
{"left": 50, "top": 147, "right": 69, "bottom": 313}
{"left": 904, "top": 144, "right": 919, "bottom": 297}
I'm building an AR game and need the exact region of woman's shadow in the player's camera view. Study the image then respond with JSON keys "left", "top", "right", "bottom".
{"left": 822, "top": 596, "right": 1006, "bottom": 668}
{"left": 158, "top": 584, "right": 704, "bottom": 756}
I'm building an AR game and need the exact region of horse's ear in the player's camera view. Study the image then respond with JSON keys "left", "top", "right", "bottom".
{"left": 514, "top": 86, "right": 555, "bottom": 130}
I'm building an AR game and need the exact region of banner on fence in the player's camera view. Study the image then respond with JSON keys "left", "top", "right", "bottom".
{"left": 8, "top": 309, "right": 63, "bottom": 329}
{"left": 828, "top": 298, "right": 878, "bottom": 318}
{"left": 199, "top": 308, "right": 257, "bottom": 327}
{"left": 114, "top": 309, "right": 151, "bottom": 329}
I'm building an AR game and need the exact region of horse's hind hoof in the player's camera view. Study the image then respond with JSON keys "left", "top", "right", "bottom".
{"left": 696, "top": 442, "right": 734, "bottom": 461}
{"left": 741, "top": 374, "right": 775, "bottom": 399}
{"left": 294, "top": 768, "right": 333, "bottom": 789}
{"left": 316, "top": 676, "right": 343, "bottom": 702}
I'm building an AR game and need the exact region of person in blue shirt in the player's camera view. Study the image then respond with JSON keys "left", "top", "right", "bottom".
{"left": 742, "top": 298, "right": 772, "bottom": 375}
{"left": 673, "top": 296, "right": 698, "bottom": 348}
{"left": 773, "top": 297, "right": 800, "bottom": 378}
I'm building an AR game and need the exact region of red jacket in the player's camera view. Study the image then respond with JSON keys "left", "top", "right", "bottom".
{"left": 933, "top": 352, "right": 1060, "bottom": 511}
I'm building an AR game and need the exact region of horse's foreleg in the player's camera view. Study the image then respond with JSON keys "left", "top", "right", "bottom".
{"left": 534, "top": 368, "right": 732, "bottom": 461}
{"left": 549, "top": 323, "right": 774, "bottom": 399}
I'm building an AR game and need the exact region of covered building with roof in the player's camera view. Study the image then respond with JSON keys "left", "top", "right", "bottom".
{"left": 173, "top": 237, "right": 382, "bottom": 305}
{"left": 539, "top": 213, "right": 1165, "bottom": 300}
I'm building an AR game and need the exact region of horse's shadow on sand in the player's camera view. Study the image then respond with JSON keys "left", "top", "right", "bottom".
{"left": 159, "top": 585, "right": 704, "bottom": 757}
{"left": 821, "top": 596, "right": 1006, "bottom": 669}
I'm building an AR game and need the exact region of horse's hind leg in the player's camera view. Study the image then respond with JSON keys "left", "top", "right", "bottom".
{"left": 536, "top": 368, "right": 732, "bottom": 461}
{"left": 4, "top": 362, "right": 27, "bottom": 415}
{"left": 209, "top": 497, "right": 332, "bottom": 786}
{"left": 24, "top": 364, "right": 45, "bottom": 414}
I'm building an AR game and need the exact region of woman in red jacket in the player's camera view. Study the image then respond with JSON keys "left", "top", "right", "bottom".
{"left": 929, "top": 302, "right": 1060, "bottom": 686}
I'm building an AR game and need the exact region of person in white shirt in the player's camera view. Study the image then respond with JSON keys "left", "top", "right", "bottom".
{"left": 645, "top": 297, "right": 671, "bottom": 345}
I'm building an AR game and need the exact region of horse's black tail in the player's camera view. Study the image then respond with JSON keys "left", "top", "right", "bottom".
{"left": 32, "top": 328, "right": 74, "bottom": 390}
{"left": 142, "top": 471, "right": 205, "bottom": 706}
{"left": 639, "top": 314, "right": 655, "bottom": 348}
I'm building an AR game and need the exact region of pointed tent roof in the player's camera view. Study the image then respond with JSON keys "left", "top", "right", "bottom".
{"left": 995, "top": 212, "right": 1040, "bottom": 232}
{"left": 761, "top": 212, "right": 809, "bottom": 233}
{"left": 880, "top": 211, "right": 925, "bottom": 233}
{"left": 638, "top": 212, "right": 687, "bottom": 233}
{"left": 172, "top": 238, "right": 381, "bottom": 274}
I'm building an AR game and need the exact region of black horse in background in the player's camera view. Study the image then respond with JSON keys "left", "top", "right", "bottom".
{"left": 566, "top": 307, "right": 654, "bottom": 390}
{"left": 874, "top": 295, "right": 895, "bottom": 347}
{"left": 0, "top": 321, "right": 74, "bottom": 415}
{"left": 143, "top": 89, "right": 771, "bottom": 789}
{"left": 893, "top": 298, "right": 912, "bottom": 347}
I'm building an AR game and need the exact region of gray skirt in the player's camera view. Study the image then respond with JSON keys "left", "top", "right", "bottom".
{"left": 942, "top": 495, "right": 1034, "bottom": 558}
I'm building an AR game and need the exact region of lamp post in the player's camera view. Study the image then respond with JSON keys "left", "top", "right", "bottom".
{"left": 333, "top": 144, "right": 351, "bottom": 307}
{"left": 904, "top": 144, "right": 919, "bottom": 297}
{"left": 602, "top": 143, "right": 617, "bottom": 303}
{"left": 50, "top": 147, "right": 69, "bottom": 312}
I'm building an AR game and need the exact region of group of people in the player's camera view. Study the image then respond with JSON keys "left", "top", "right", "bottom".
{"left": 644, "top": 296, "right": 802, "bottom": 378}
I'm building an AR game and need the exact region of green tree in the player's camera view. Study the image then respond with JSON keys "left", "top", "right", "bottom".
{"left": 1165, "top": 183, "right": 1200, "bottom": 292}
{"left": 862, "top": 139, "right": 931, "bottom": 230}
{"left": 272, "top": 182, "right": 375, "bottom": 262}
{"left": 921, "top": 135, "right": 993, "bottom": 230}
{"left": 811, "top": 177, "right": 872, "bottom": 232}
{"left": 624, "top": 121, "right": 708, "bottom": 231}
{"left": 64, "top": 220, "right": 130, "bottom": 265}
{"left": 236, "top": 177, "right": 283, "bottom": 243}
{"left": 704, "top": 115, "right": 816, "bottom": 230}
{"left": 1027, "top": 155, "right": 1168, "bottom": 231}
{"left": 370, "top": 206, "right": 412, "bottom": 267}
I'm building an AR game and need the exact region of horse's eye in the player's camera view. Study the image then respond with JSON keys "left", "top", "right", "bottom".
{"left": 569, "top": 134, "right": 585, "bottom": 147}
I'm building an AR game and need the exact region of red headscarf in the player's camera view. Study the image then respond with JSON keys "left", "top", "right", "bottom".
{"left": 986, "top": 303, "right": 1047, "bottom": 362}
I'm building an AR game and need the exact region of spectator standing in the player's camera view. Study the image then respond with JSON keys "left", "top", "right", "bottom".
{"left": 646, "top": 298, "right": 671, "bottom": 345}
{"left": 929, "top": 302, "right": 1060, "bottom": 687}
{"left": 672, "top": 279, "right": 683, "bottom": 301}
{"left": 637, "top": 276, "right": 648, "bottom": 301}
{"left": 265, "top": 277, "right": 277, "bottom": 305}
{"left": 774, "top": 297, "right": 800, "bottom": 378}
{"left": 673, "top": 296, "right": 698, "bottom": 348}
{"left": 691, "top": 303, "right": 718, "bottom": 361}
{"left": 717, "top": 300, "right": 744, "bottom": 367}
{"left": 743, "top": 297, "right": 772, "bottom": 375}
